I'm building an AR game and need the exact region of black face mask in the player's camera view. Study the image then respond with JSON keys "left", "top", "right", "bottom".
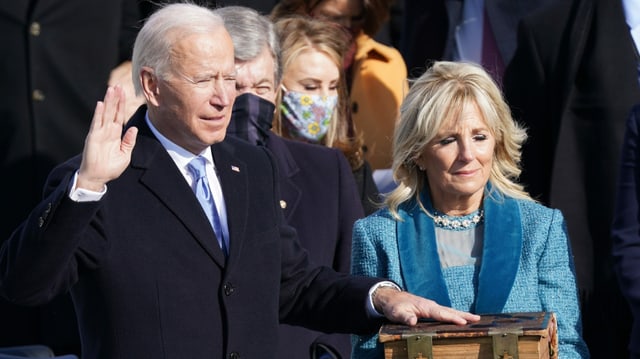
{"left": 228, "top": 93, "right": 275, "bottom": 146}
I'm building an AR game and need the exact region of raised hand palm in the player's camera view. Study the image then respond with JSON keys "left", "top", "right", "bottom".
{"left": 78, "top": 86, "right": 138, "bottom": 191}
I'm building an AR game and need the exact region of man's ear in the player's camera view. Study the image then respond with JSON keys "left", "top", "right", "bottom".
{"left": 140, "top": 67, "right": 160, "bottom": 106}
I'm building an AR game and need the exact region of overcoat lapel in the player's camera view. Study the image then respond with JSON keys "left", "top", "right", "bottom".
{"left": 211, "top": 140, "right": 249, "bottom": 262}
{"left": 396, "top": 187, "right": 522, "bottom": 313}
{"left": 127, "top": 110, "right": 226, "bottom": 266}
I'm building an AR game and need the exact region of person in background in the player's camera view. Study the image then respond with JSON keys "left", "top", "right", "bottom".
{"left": 215, "top": 6, "right": 364, "bottom": 358}
{"left": 503, "top": 0, "right": 640, "bottom": 356}
{"left": 0, "top": 0, "right": 145, "bottom": 355}
{"left": 271, "top": 0, "right": 408, "bottom": 175}
{"left": 0, "top": 4, "right": 479, "bottom": 358}
{"left": 612, "top": 104, "right": 640, "bottom": 359}
{"left": 397, "top": 0, "right": 556, "bottom": 82}
{"left": 273, "top": 15, "right": 380, "bottom": 214}
{"left": 350, "top": 61, "right": 588, "bottom": 359}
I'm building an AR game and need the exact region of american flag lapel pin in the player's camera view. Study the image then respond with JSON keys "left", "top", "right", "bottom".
{"left": 231, "top": 165, "right": 240, "bottom": 173}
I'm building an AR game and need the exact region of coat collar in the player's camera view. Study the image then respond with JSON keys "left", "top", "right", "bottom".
{"left": 396, "top": 185, "right": 522, "bottom": 313}
{"left": 211, "top": 139, "right": 249, "bottom": 263}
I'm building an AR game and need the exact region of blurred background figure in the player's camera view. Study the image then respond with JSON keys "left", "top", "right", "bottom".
{"left": 398, "top": 0, "right": 555, "bottom": 83}
{"left": 273, "top": 15, "right": 380, "bottom": 214}
{"left": 0, "top": 0, "right": 144, "bottom": 356}
{"left": 271, "top": 0, "right": 408, "bottom": 178}
{"left": 503, "top": 0, "right": 640, "bottom": 356}
{"left": 215, "top": 6, "right": 365, "bottom": 358}
{"left": 351, "top": 61, "right": 588, "bottom": 359}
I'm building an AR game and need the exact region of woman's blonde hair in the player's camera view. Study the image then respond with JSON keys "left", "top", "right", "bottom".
{"left": 386, "top": 61, "right": 531, "bottom": 219}
{"left": 274, "top": 16, "right": 364, "bottom": 169}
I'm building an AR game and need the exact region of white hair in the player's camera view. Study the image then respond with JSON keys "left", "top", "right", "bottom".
{"left": 214, "top": 6, "right": 281, "bottom": 83}
{"left": 131, "top": 3, "right": 226, "bottom": 95}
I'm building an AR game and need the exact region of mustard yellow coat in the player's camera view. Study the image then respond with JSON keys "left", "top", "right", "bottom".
{"left": 350, "top": 32, "right": 408, "bottom": 170}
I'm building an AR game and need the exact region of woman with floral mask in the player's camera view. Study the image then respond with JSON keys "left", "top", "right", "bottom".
{"left": 274, "top": 16, "right": 380, "bottom": 214}
{"left": 271, "top": 0, "right": 408, "bottom": 174}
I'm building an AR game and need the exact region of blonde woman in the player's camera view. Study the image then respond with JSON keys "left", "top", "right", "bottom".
{"left": 351, "top": 61, "right": 589, "bottom": 359}
{"left": 271, "top": 0, "right": 407, "bottom": 171}
{"left": 274, "top": 16, "right": 379, "bottom": 214}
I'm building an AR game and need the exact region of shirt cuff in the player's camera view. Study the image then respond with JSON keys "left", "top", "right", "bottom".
{"left": 366, "top": 281, "right": 402, "bottom": 317}
{"left": 68, "top": 171, "right": 107, "bottom": 202}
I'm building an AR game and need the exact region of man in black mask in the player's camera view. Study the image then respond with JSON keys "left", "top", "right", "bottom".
{"left": 216, "top": 6, "right": 365, "bottom": 359}
{"left": 226, "top": 86, "right": 274, "bottom": 146}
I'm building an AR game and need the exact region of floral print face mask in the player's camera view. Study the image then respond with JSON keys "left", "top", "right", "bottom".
{"left": 280, "top": 87, "right": 338, "bottom": 143}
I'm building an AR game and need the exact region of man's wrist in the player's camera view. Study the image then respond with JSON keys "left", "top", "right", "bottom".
{"left": 367, "top": 281, "right": 401, "bottom": 316}
{"left": 69, "top": 171, "right": 107, "bottom": 202}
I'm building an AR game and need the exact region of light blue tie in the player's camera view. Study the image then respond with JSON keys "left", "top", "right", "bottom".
{"left": 187, "top": 156, "right": 228, "bottom": 256}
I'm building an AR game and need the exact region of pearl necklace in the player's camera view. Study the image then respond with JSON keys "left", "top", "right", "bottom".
{"left": 424, "top": 208, "right": 484, "bottom": 230}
